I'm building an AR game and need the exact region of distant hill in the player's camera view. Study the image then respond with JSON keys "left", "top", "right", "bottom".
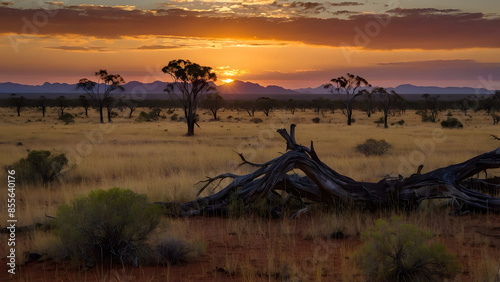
{"left": 218, "top": 80, "right": 298, "bottom": 95}
{"left": 0, "top": 80, "right": 495, "bottom": 98}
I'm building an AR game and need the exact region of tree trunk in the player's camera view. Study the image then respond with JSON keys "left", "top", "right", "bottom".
{"left": 107, "top": 108, "right": 112, "bottom": 123}
{"left": 157, "top": 125, "right": 500, "bottom": 217}
{"left": 186, "top": 113, "right": 195, "bottom": 136}
{"left": 99, "top": 106, "right": 104, "bottom": 123}
{"left": 384, "top": 110, "right": 389, "bottom": 128}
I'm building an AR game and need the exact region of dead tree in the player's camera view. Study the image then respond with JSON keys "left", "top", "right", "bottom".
{"left": 157, "top": 125, "right": 500, "bottom": 216}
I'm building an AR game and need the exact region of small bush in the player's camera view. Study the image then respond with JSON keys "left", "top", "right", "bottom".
{"left": 312, "top": 117, "right": 320, "bottom": 123}
{"left": 391, "top": 119, "right": 405, "bottom": 126}
{"left": 374, "top": 117, "right": 384, "bottom": 126}
{"left": 354, "top": 217, "right": 460, "bottom": 281}
{"left": 136, "top": 111, "right": 158, "bottom": 122}
{"left": 170, "top": 113, "right": 179, "bottom": 121}
{"left": 416, "top": 111, "right": 435, "bottom": 122}
{"left": 355, "top": 139, "right": 391, "bottom": 156}
{"left": 54, "top": 188, "right": 162, "bottom": 267}
{"left": 491, "top": 113, "right": 500, "bottom": 125}
{"left": 441, "top": 117, "right": 463, "bottom": 128}
{"left": 8, "top": 150, "right": 68, "bottom": 184}
{"left": 58, "top": 113, "right": 74, "bottom": 124}
{"left": 250, "top": 117, "right": 263, "bottom": 124}
{"left": 156, "top": 239, "right": 190, "bottom": 265}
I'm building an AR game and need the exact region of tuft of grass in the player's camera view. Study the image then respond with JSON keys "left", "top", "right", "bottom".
{"left": 355, "top": 138, "right": 391, "bottom": 156}
{"left": 441, "top": 117, "right": 463, "bottom": 128}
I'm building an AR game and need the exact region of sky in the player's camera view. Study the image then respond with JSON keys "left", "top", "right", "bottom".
{"left": 0, "top": 0, "right": 499, "bottom": 89}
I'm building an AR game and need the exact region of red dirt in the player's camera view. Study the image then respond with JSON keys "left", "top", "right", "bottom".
{"left": 2, "top": 213, "right": 500, "bottom": 281}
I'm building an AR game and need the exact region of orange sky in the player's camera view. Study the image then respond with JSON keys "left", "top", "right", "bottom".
{"left": 0, "top": 1, "right": 499, "bottom": 89}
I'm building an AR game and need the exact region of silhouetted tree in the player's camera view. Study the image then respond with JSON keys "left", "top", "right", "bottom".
{"left": 361, "top": 89, "right": 375, "bottom": 117}
{"left": 56, "top": 95, "right": 68, "bottom": 116}
{"left": 39, "top": 95, "right": 47, "bottom": 117}
{"left": 79, "top": 95, "right": 90, "bottom": 117}
{"left": 243, "top": 100, "right": 257, "bottom": 117}
{"left": 324, "top": 73, "right": 371, "bottom": 125}
{"left": 422, "top": 94, "right": 441, "bottom": 122}
{"left": 77, "top": 70, "right": 125, "bottom": 123}
{"left": 162, "top": 59, "right": 217, "bottom": 136}
{"left": 256, "top": 97, "right": 277, "bottom": 117}
{"left": 373, "top": 87, "right": 401, "bottom": 128}
{"left": 458, "top": 96, "right": 476, "bottom": 116}
{"left": 201, "top": 92, "right": 224, "bottom": 120}
{"left": 103, "top": 96, "right": 116, "bottom": 122}
{"left": 121, "top": 97, "right": 138, "bottom": 118}
{"left": 286, "top": 99, "right": 297, "bottom": 115}
{"left": 9, "top": 94, "right": 27, "bottom": 117}
{"left": 9, "top": 94, "right": 26, "bottom": 117}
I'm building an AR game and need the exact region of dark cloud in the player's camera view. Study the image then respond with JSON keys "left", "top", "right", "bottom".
{"left": 136, "top": 44, "right": 181, "bottom": 50}
{"left": 1, "top": 6, "right": 499, "bottom": 50}
{"left": 1, "top": 2, "right": 13, "bottom": 6}
{"left": 330, "top": 2, "right": 364, "bottom": 7}
{"left": 45, "top": 46, "right": 110, "bottom": 52}
{"left": 387, "top": 8, "right": 461, "bottom": 15}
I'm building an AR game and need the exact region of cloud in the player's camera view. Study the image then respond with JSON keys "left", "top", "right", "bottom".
{"left": 0, "top": 6, "right": 499, "bottom": 50}
{"left": 330, "top": 2, "right": 364, "bottom": 7}
{"left": 1, "top": 2, "right": 12, "bottom": 6}
{"left": 45, "top": 46, "right": 110, "bottom": 52}
{"left": 136, "top": 44, "right": 183, "bottom": 50}
{"left": 387, "top": 8, "right": 461, "bottom": 15}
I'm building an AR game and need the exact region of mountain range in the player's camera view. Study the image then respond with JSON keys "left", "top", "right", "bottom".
{"left": 0, "top": 80, "right": 496, "bottom": 98}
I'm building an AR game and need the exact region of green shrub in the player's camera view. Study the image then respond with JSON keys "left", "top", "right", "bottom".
{"left": 250, "top": 117, "right": 263, "bottom": 124}
{"left": 354, "top": 217, "right": 460, "bottom": 281}
{"left": 54, "top": 188, "right": 162, "bottom": 267}
{"left": 58, "top": 113, "right": 74, "bottom": 124}
{"left": 136, "top": 111, "right": 159, "bottom": 122}
{"left": 312, "top": 117, "right": 320, "bottom": 123}
{"left": 170, "top": 113, "right": 179, "bottom": 121}
{"left": 355, "top": 139, "right": 391, "bottom": 156}
{"left": 416, "top": 111, "right": 435, "bottom": 122}
{"left": 441, "top": 117, "right": 463, "bottom": 128}
{"left": 8, "top": 150, "right": 68, "bottom": 184}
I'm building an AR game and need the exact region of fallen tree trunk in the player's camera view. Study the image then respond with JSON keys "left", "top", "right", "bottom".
{"left": 157, "top": 125, "right": 500, "bottom": 216}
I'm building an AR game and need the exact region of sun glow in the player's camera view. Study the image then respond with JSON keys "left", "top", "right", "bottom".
{"left": 221, "top": 78, "right": 234, "bottom": 84}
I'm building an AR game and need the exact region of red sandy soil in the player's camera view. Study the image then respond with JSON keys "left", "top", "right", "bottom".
{"left": 1, "top": 214, "right": 500, "bottom": 281}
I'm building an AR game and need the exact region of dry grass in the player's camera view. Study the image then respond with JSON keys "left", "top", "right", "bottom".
{"left": 1, "top": 106, "right": 500, "bottom": 280}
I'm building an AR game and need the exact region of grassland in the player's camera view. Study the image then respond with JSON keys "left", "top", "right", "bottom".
{"left": 1, "top": 105, "right": 499, "bottom": 281}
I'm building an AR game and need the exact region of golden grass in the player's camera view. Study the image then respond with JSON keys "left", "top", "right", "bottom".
{"left": 1, "top": 107, "right": 499, "bottom": 224}
{"left": 1, "top": 106, "right": 499, "bottom": 280}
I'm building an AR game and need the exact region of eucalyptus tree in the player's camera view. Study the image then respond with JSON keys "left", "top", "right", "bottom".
{"left": 324, "top": 73, "right": 371, "bottom": 125}
{"left": 162, "top": 59, "right": 217, "bottom": 136}
{"left": 77, "top": 70, "right": 125, "bottom": 123}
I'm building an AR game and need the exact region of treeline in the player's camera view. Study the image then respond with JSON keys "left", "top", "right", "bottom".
{"left": 2, "top": 92, "right": 500, "bottom": 117}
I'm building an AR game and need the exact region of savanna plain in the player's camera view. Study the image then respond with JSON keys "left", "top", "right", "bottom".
{"left": 1, "top": 105, "right": 500, "bottom": 281}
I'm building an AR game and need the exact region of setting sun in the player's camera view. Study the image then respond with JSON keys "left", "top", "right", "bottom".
{"left": 221, "top": 78, "right": 234, "bottom": 84}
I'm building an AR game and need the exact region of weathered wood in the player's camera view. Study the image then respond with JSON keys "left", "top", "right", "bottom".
{"left": 156, "top": 125, "right": 500, "bottom": 216}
